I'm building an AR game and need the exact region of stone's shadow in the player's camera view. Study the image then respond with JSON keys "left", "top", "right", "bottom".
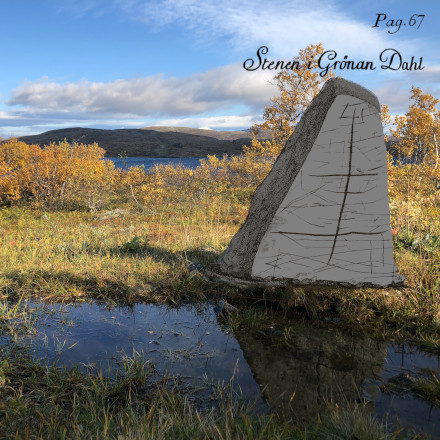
{"left": 226, "top": 318, "right": 387, "bottom": 422}
{"left": 0, "top": 246, "right": 220, "bottom": 303}
{"left": 1, "top": 269, "right": 137, "bottom": 303}
{"left": 59, "top": 240, "right": 220, "bottom": 266}
{"left": 138, "top": 245, "right": 219, "bottom": 267}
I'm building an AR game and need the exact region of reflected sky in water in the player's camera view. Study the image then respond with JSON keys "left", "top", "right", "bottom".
{"left": 4, "top": 299, "right": 440, "bottom": 439}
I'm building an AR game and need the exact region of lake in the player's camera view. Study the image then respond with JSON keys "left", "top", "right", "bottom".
{"left": 104, "top": 156, "right": 205, "bottom": 170}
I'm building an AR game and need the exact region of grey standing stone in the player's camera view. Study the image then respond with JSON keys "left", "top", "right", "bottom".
{"left": 218, "top": 77, "right": 403, "bottom": 288}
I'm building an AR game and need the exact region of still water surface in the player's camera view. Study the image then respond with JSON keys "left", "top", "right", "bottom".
{"left": 104, "top": 157, "right": 205, "bottom": 170}
{"left": 4, "top": 299, "right": 440, "bottom": 438}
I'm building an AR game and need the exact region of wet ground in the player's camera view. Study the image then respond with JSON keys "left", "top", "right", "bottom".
{"left": 2, "top": 299, "right": 439, "bottom": 438}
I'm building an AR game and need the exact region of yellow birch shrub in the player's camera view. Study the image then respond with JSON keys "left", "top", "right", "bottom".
{"left": 0, "top": 139, "right": 116, "bottom": 210}
{"left": 0, "top": 139, "right": 38, "bottom": 204}
{"left": 0, "top": 160, "right": 19, "bottom": 203}
{"left": 139, "top": 157, "right": 230, "bottom": 207}
{"left": 385, "top": 86, "right": 440, "bottom": 235}
{"left": 63, "top": 143, "right": 116, "bottom": 211}
{"left": 249, "top": 43, "right": 334, "bottom": 165}
{"left": 113, "top": 165, "right": 151, "bottom": 206}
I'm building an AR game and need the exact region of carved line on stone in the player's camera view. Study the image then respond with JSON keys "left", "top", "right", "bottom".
{"left": 251, "top": 96, "right": 395, "bottom": 283}
{"left": 219, "top": 80, "right": 372, "bottom": 278}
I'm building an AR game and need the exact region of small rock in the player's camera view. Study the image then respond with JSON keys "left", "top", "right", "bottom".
{"left": 41, "top": 214, "right": 48, "bottom": 220}
{"left": 388, "top": 373, "right": 417, "bottom": 386}
{"left": 266, "top": 326, "right": 283, "bottom": 336}
{"left": 188, "top": 262, "right": 209, "bottom": 281}
{"left": 96, "top": 209, "right": 128, "bottom": 221}
{"left": 131, "top": 283, "right": 158, "bottom": 296}
{"left": 189, "top": 262, "right": 206, "bottom": 274}
{"left": 214, "top": 299, "right": 239, "bottom": 315}
{"left": 324, "top": 316, "right": 343, "bottom": 323}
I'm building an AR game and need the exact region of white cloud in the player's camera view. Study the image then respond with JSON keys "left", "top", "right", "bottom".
{"left": 373, "top": 85, "right": 412, "bottom": 114}
{"left": 2, "top": 56, "right": 278, "bottom": 136}
{"left": 405, "top": 65, "right": 440, "bottom": 86}
{"left": 154, "top": 115, "right": 260, "bottom": 130}
{"left": 0, "top": 111, "right": 19, "bottom": 120}
{"left": 7, "top": 64, "right": 275, "bottom": 117}
{"left": 112, "top": 0, "right": 415, "bottom": 59}
{"left": 372, "top": 65, "right": 440, "bottom": 114}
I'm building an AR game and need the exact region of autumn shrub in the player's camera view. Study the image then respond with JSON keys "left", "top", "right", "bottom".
{"left": 113, "top": 164, "right": 151, "bottom": 206}
{"left": 0, "top": 139, "right": 37, "bottom": 204}
{"left": 0, "top": 158, "right": 20, "bottom": 203}
{"left": 0, "top": 139, "right": 116, "bottom": 210}
{"left": 116, "top": 155, "right": 232, "bottom": 209}
{"left": 0, "top": 138, "right": 268, "bottom": 212}
{"left": 118, "top": 151, "right": 272, "bottom": 211}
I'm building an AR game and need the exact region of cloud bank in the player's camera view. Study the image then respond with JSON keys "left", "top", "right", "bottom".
{"left": 7, "top": 64, "right": 275, "bottom": 117}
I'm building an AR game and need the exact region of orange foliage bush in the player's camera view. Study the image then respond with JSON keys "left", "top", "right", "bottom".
{"left": 131, "top": 156, "right": 232, "bottom": 207}
{"left": 384, "top": 86, "right": 440, "bottom": 234}
{"left": 0, "top": 139, "right": 115, "bottom": 210}
{"left": 250, "top": 43, "right": 333, "bottom": 161}
{"left": 0, "top": 139, "right": 38, "bottom": 204}
{"left": 114, "top": 151, "right": 269, "bottom": 210}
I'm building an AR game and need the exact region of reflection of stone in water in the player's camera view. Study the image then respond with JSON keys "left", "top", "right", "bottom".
{"left": 234, "top": 323, "right": 387, "bottom": 421}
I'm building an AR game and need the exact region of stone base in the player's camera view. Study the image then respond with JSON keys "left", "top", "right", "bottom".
{"left": 206, "top": 264, "right": 406, "bottom": 290}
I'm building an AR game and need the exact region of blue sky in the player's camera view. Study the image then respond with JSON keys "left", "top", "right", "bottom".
{"left": 1, "top": 0, "right": 439, "bottom": 137}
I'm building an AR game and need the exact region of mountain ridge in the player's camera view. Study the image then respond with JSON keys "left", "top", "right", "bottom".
{"left": 17, "top": 126, "right": 269, "bottom": 158}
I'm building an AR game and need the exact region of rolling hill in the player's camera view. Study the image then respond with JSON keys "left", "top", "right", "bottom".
{"left": 17, "top": 126, "right": 269, "bottom": 158}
